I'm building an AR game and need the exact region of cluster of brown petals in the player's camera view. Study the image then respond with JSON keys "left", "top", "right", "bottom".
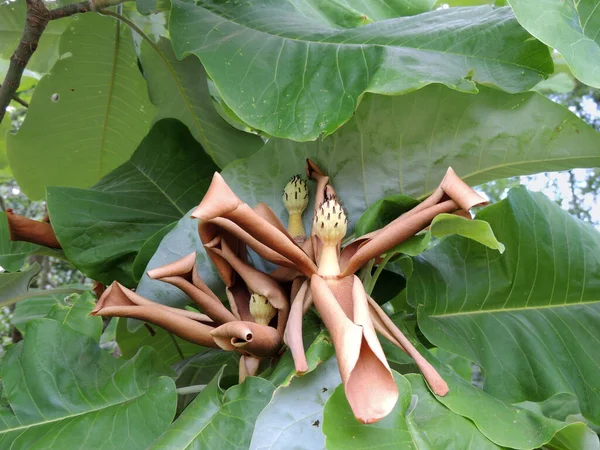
{"left": 92, "top": 159, "right": 486, "bottom": 424}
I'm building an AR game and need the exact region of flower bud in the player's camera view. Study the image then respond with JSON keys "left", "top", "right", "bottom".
{"left": 313, "top": 197, "right": 347, "bottom": 246}
{"left": 249, "top": 293, "right": 276, "bottom": 325}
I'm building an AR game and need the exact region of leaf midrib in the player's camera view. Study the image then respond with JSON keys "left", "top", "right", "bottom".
{"left": 426, "top": 299, "right": 600, "bottom": 318}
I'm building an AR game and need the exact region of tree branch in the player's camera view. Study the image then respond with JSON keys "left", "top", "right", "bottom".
{"left": 0, "top": 0, "right": 132, "bottom": 124}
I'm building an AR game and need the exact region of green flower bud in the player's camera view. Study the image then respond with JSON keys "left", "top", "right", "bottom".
{"left": 249, "top": 293, "right": 276, "bottom": 325}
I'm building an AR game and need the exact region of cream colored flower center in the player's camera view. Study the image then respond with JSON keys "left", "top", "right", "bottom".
{"left": 314, "top": 198, "right": 347, "bottom": 246}
{"left": 283, "top": 175, "right": 309, "bottom": 215}
{"left": 249, "top": 293, "right": 276, "bottom": 325}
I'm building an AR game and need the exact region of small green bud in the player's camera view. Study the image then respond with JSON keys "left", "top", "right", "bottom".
{"left": 249, "top": 293, "right": 276, "bottom": 325}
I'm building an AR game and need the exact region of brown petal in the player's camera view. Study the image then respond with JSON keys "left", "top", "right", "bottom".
{"left": 311, "top": 275, "right": 398, "bottom": 423}
{"left": 93, "top": 282, "right": 214, "bottom": 323}
{"left": 6, "top": 209, "right": 61, "bottom": 249}
{"left": 93, "top": 304, "right": 218, "bottom": 348}
{"left": 284, "top": 279, "right": 310, "bottom": 373}
{"left": 305, "top": 159, "right": 332, "bottom": 219}
{"left": 210, "top": 321, "right": 282, "bottom": 357}
{"left": 367, "top": 295, "right": 449, "bottom": 396}
{"left": 208, "top": 217, "right": 295, "bottom": 269}
{"left": 340, "top": 200, "right": 458, "bottom": 277}
{"left": 226, "top": 284, "right": 252, "bottom": 321}
{"left": 239, "top": 355, "right": 261, "bottom": 383}
{"left": 191, "top": 172, "right": 243, "bottom": 220}
{"left": 440, "top": 167, "right": 488, "bottom": 211}
{"left": 154, "top": 276, "right": 237, "bottom": 325}
{"left": 254, "top": 202, "right": 297, "bottom": 244}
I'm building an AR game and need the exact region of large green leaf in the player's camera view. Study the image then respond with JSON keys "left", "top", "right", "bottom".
{"left": 7, "top": 13, "right": 155, "bottom": 199}
{"left": 222, "top": 87, "right": 600, "bottom": 235}
{"left": 384, "top": 319, "right": 598, "bottom": 449}
{"left": 0, "top": 0, "right": 67, "bottom": 74}
{"left": 47, "top": 119, "right": 218, "bottom": 287}
{"left": 116, "top": 317, "right": 204, "bottom": 365}
{"left": 0, "top": 319, "right": 176, "bottom": 448}
{"left": 408, "top": 187, "right": 600, "bottom": 426}
{"left": 150, "top": 368, "right": 274, "bottom": 449}
{"left": 140, "top": 38, "right": 263, "bottom": 168}
{"left": 338, "top": 0, "right": 436, "bottom": 19}
{"left": 12, "top": 287, "right": 89, "bottom": 334}
{"left": 170, "top": 3, "right": 552, "bottom": 140}
{"left": 250, "top": 356, "right": 340, "bottom": 450}
{"left": 323, "top": 371, "right": 501, "bottom": 449}
{"left": 506, "top": 0, "right": 600, "bottom": 88}
{"left": 0, "top": 263, "right": 39, "bottom": 306}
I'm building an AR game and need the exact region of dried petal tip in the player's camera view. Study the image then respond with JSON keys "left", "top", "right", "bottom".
{"left": 283, "top": 175, "right": 309, "bottom": 214}
{"left": 249, "top": 293, "right": 276, "bottom": 325}
{"left": 314, "top": 198, "right": 347, "bottom": 245}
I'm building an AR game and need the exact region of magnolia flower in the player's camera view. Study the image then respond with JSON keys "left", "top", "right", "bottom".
{"left": 191, "top": 160, "right": 486, "bottom": 424}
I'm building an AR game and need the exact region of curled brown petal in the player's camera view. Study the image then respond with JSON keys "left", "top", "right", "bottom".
{"left": 311, "top": 275, "right": 398, "bottom": 423}
{"left": 284, "top": 279, "right": 310, "bottom": 374}
{"left": 6, "top": 209, "right": 61, "bottom": 249}
{"left": 191, "top": 172, "right": 243, "bottom": 220}
{"left": 440, "top": 167, "right": 488, "bottom": 211}
{"left": 340, "top": 200, "right": 459, "bottom": 277}
{"left": 152, "top": 275, "right": 236, "bottom": 325}
{"left": 92, "top": 283, "right": 217, "bottom": 348}
{"left": 226, "top": 284, "right": 252, "bottom": 321}
{"left": 254, "top": 202, "right": 297, "bottom": 244}
{"left": 210, "top": 321, "right": 282, "bottom": 357}
{"left": 367, "top": 295, "right": 449, "bottom": 396}
{"left": 93, "top": 282, "right": 213, "bottom": 323}
{"left": 208, "top": 217, "right": 295, "bottom": 269}
{"left": 239, "top": 355, "right": 261, "bottom": 383}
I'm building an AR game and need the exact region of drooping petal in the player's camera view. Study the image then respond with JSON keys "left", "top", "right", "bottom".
{"left": 339, "top": 200, "right": 459, "bottom": 277}
{"left": 284, "top": 279, "right": 310, "bottom": 374}
{"left": 367, "top": 295, "right": 449, "bottom": 396}
{"left": 6, "top": 209, "right": 61, "bottom": 249}
{"left": 148, "top": 274, "right": 237, "bottom": 325}
{"left": 311, "top": 275, "right": 398, "bottom": 423}
{"left": 210, "top": 321, "right": 282, "bottom": 357}
{"left": 239, "top": 355, "right": 261, "bottom": 383}
{"left": 91, "top": 283, "right": 217, "bottom": 348}
{"left": 440, "top": 167, "right": 488, "bottom": 211}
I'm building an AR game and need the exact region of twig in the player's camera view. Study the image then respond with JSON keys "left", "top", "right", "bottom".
{"left": 176, "top": 385, "right": 207, "bottom": 395}
{"left": 0, "top": 0, "right": 131, "bottom": 124}
{"left": 11, "top": 94, "right": 29, "bottom": 108}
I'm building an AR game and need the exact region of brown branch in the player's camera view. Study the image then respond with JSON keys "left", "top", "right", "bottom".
{"left": 0, "top": 0, "right": 131, "bottom": 124}
{"left": 11, "top": 94, "right": 29, "bottom": 108}
{"left": 5, "top": 208, "right": 61, "bottom": 248}
{"left": 0, "top": 0, "right": 50, "bottom": 124}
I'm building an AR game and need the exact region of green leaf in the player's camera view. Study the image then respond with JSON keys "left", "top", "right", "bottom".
{"left": 173, "top": 349, "right": 240, "bottom": 411}
{"left": 45, "top": 292, "right": 102, "bottom": 341}
{"left": 533, "top": 72, "right": 577, "bottom": 94}
{"left": 382, "top": 320, "right": 599, "bottom": 449}
{"left": 116, "top": 317, "right": 202, "bottom": 365}
{"left": 506, "top": 0, "right": 600, "bottom": 88}
{"left": 132, "top": 222, "right": 177, "bottom": 283}
{"left": 410, "top": 187, "right": 600, "bottom": 426}
{"left": 389, "top": 213, "right": 505, "bottom": 257}
{"left": 250, "top": 356, "right": 341, "bottom": 450}
{"left": 268, "top": 328, "right": 334, "bottom": 387}
{"left": 47, "top": 119, "right": 218, "bottom": 287}
{"left": 323, "top": 370, "right": 501, "bottom": 449}
{"left": 337, "top": 0, "right": 436, "bottom": 19}
{"left": 7, "top": 13, "right": 156, "bottom": 199}
{"left": 12, "top": 290, "right": 69, "bottom": 332}
{"left": 150, "top": 369, "right": 275, "bottom": 449}
{"left": 0, "top": 117, "right": 11, "bottom": 180}
{"left": 355, "top": 194, "right": 419, "bottom": 237}
{"left": 0, "top": 263, "right": 39, "bottom": 306}
{"left": 170, "top": 3, "right": 551, "bottom": 140}
{"left": 140, "top": 38, "right": 263, "bottom": 168}
{"left": 0, "top": 319, "right": 176, "bottom": 449}
{"left": 222, "top": 86, "right": 600, "bottom": 236}
{"left": 0, "top": 1, "right": 67, "bottom": 74}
